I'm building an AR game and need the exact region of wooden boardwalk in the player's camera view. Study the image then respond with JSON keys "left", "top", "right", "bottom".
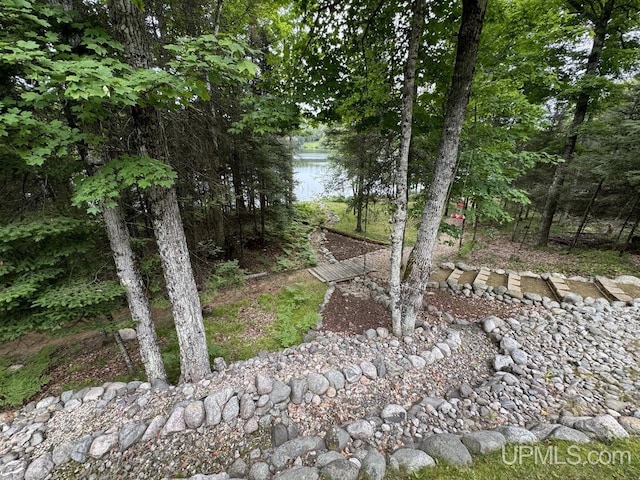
{"left": 308, "top": 257, "right": 373, "bottom": 283}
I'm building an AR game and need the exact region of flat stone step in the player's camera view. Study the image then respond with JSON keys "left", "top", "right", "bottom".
{"left": 547, "top": 276, "right": 571, "bottom": 300}
{"left": 446, "top": 269, "right": 464, "bottom": 284}
{"left": 507, "top": 273, "right": 521, "bottom": 291}
{"left": 473, "top": 267, "right": 491, "bottom": 287}
{"left": 595, "top": 276, "right": 633, "bottom": 303}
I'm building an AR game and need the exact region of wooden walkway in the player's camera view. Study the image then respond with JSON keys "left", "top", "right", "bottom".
{"left": 308, "top": 257, "right": 373, "bottom": 283}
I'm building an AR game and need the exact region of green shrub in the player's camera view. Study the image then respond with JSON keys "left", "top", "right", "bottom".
{"left": 208, "top": 260, "right": 246, "bottom": 291}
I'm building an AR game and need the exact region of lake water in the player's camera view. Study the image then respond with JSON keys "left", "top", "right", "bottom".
{"left": 293, "top": 151, "right": 350, "bottom": 201}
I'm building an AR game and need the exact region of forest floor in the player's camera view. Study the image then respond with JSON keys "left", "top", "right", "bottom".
{"left": 2, "top": 223, "right": 639, "bottom": 411}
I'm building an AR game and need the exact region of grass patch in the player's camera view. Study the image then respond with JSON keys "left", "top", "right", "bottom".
{"left": 159, "top": 276, "right": 327, "bottom": 383}
{"left": 386, "top": 439, "right": 640, "bottom": 479}
{"left": 324, "top": 200, "right": 419, "bottom": 246}
{"left": 0, "top": 347, "right": 54, "bottom": 407}
{"left": 507, "top": 247, "right": 640, "bottom": 278}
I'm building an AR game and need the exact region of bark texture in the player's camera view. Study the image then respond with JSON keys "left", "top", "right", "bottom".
{"left": 537, "top": 0, "right": 615, "bottom": 246}
{"left": 389, "top": 0, "right": 426, "bottom": 337}
{"left": 398, "top": 0, "right": 488, "bottom": 335}
{"left": 109, "top": 0, "right": 211, "bottom": 382}
{"left": 103, "top": 204, "right": 167, "bottom": 381}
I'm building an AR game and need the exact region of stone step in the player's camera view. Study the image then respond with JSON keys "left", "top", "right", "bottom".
{"left": 546, "top": 276, "right": 572, "bottom": 301}
{"left": 595, "top": 276, "right": 633, "bottom": 303}
{"left": 446, "top": 269, "right": 464, "bottom": 284}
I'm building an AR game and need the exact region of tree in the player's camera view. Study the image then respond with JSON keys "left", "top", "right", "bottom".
{"left": 106, "top": 0, "right": 212, "bottom": 383}
{"left": 397, "top": 0, "right": 488, "bottom": 335}
{"left": 389, "top": 0, "right": 426, "bottom": 337}
{"left": 537, "top": 0, "right": 640, "bottom": 246}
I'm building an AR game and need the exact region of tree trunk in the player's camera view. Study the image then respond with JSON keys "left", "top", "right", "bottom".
{"left": 113, "top": 329, "right": 135, "bottom": 374}
{"left": 537, "top": 0, "right": 615, "bottom": 246}
{"left": 389, "top": 0, "right": 426, "bottom": 336}
{"left": 103, "top": 203, "right": 167, "bottom": 381}
{"left": 147, "top": 185, "right": 212, "bottom": 382}
{"left": 108, "top": 0, "right": 211, "bottom": 383}
{"left": 569, "top": 179, "right": 603, "bottom": 252}
{"left": 398, "top": 0, "right": 488, "bottom": 336}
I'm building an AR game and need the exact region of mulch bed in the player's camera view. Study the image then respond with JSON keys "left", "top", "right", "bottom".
{"left": 320, "top": 232, "right": 529, "bottom": 335}
{"left": 323, "top": 231, "right": 386, "bottom": 261}
{"left": 320, "top": 290, "right": 391, "bottom": 335}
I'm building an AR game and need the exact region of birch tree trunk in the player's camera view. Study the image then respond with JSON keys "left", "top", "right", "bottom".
{"left": 389, "top": 0, "right": 426, "bottom": 337}
{"left": 398, "top": 0, "right": 488, "bottom": 336}
{"left": 536, "top": 0, "right": 615, "bottom": 246}
{"left": 103, "top": 203, "right": 167, "bottom": 381}
{"left": 109, "top": 0, "right": 211, "bottom": 382}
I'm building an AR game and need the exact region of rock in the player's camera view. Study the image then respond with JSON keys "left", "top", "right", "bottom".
{"left": 244, "top": 418, "right": 259, "bottom": 434}
{"left": 142, "top": 415, "right": 166, "bottom": 441}
{"left": 119, "top": 421, "right": 147, "bottom": 451}
{"left": 389, "top": 448, "right": 435, "bottom": 473}
{"left": 360, "top": 361, "right": 378, "bottom": 380}
{"left": 273, "top": 466, "right": 319, "bottom": 480}
{"left": 228, "top": 458, "right": 249, "bottom": 478}
{"left": 408, "top": 355, "right": 426, "bottom": 369}
{"left": 315, "top": 451, "right": 344, "bottom": 468}
{"left": 184, "top": 401, "right": 206, "bottom": 429}
{"left": 436, "top": 342, "right": 451, "bottom": 357}
{"left": 324, "top": 426, "right": 351, "bottom": 451}
{"left": 1, "top": 460, "right": 27, "bottom": 480}
{"left": 272, "top": 436, "right": 326, "bottom": 470}
{"left": 162, "top": 407, "right": 187, "bottom": 435}
{"left": 248, "top": 462, "right": 271, "bottom": 480}
{"left": 24, "top": 453, "right": 53, "bottom": 480}
{"left": 324, "top": 369, "right": 346, "bottom": 390}
{"left": 270, "top": 380, "right": 292, "bottom": 404}
{"left": 493, "top": 354, "right": 514, "bottom": 371}
{"left": 320, "top": 458, "right": 359, "bottom": 480}
{"left": 290, "top": 377, "right": 308, "bottom": 405}
{"left": 562, "top": 292, "right": 582, "bottom": 305}
{"left": 573, "top": 415, "right": 629, "bottom": 441}
{"left": 207, "top": 387, "right": 234, "bottom": 408}
{"left": 461, "top": 431, "right": 506, "bottom": 454}
{"left": 343, "top": 365, "right": 362, "bottom": 383}
{"left": 619, "top": 416, "right": 640, "bottom": 435}
{"left": 240, "top": 394, "right": 256, "bottom": 420}
{"left": 500, "top": 337, "right": 521, "bottom": 352}
{"left": 524, "top": 292, "right": 542, "bottom": 302}
{"left": 360, "top": 449, "right": 386, "bottom": 480}
{"left": 510, "top": 349, "right": 528, "bottom": 365}
{"left": 547, "top": 426, "right": 590, "bottom": 443}
{"left": 52, "top": 441, "right": 74, "bottom": 465}
{"left": 272, "top": 423, "right": 289, "bottom": 448}
{"left": 495, "top": 426, "right": 537, "bottom": 444}
{"left": 89, "top": 433, "right": 119, "bottom": 458}
{"left": 529, "top": 424, "right": 560, "bottom": 441}
{"left": 118, "top": 328, "right": 137, "bottom": 341}
{"left": 213, "top": 356, "right": 227, "bottom": 371}
{"left": 372, "top": 357, "right": 387, "bottom": 377}
{"left": 36, "top": 396, "right": 58, "bottom": 410}
{"left": 419, "top": 433, "right": 472, "bottom": 466}
{"left": 83, "top": 386, "right": 105, "bottom": 401}
{"left": 381, "top": 404, "right": 407, "bottom": 423}
{"left": 346, "top": 420, "right": 374, "bottom": 440}
{"left": 204, "top": 396, "right": 222, "bottom": 426}
{"left": 307, "top": 373, "right": 329, "bottom": 395}
{"left": 70, "top": 435, "right": 93, "bottom": 462}
{"left": 255, "top": 373, "right": 273, "bottom": 395}
{"left": 459, "top": 383, "right": 474, "bottom": 398}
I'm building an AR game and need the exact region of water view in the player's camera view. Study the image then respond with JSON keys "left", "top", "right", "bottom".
{"left": 293, "top": 151, "right": 350, "bottom": 201}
